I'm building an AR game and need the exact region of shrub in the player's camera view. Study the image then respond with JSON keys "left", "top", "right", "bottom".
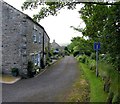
{"left": 103, "top": 76, "right": 111, "bottom": 93}
{"left": 84, "top": 51, "right": 91, "bottom": 56}
{"left": 100, "top": 71, "right": 108, "bottom": 81}
{"left": 73, "top": 50, "right": 79, "bottom": 57}
{"left": 89, "top": 60, "right": 96, "bottom": 71}
{"left": 34, "top": 65, "right": 40, "bottom": 74}
{"left": 112, "top": 93, "right": 120, "bottom": 103}
{"left": 81, "top": 55, "right": 87, "bottom": 63}
{"left": 27, "top": 61, "right": 34, "bottom": 78}
{"left": 90, "top": 53, "right": 96, "bottom": 60}
{"left": 11, "top": 68, "right": 19, "bottom": 77}
{"left": 77, "top": 55, "right": 83, "bottom": 61}
{"left": 46, "top": 57, "right": 52, "bottom": 66}
{"left": 107, "top": 91, "right": 114, "bottom": 103}
{"left": 77, "top": 55, "right": 89, "bottom": 64}
{"left": 99, "top": 54, "right": 106, "bottom": 61}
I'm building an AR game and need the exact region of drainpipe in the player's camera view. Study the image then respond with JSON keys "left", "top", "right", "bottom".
{"left": 41, "top": 31, "right": 45, "bottom": 68}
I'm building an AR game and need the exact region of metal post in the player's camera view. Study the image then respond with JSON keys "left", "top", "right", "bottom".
{"left": 96, "top": 49, "right": 99, "bottom": 77}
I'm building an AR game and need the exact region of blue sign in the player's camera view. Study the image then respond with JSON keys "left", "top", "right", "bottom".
{"left": 94, "top": 42, "right": 100, "bottom": 51}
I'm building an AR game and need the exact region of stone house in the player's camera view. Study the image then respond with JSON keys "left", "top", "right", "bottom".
{"left": 51, "top": 40, "right": 62, "bottom": 53}
{"left": 1, "top": 1, "right": 50, "bottom": 75}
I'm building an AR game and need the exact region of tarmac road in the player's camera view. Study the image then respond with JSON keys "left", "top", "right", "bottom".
{"left": 2, "top": 56, "right": 80, "bottom": 102}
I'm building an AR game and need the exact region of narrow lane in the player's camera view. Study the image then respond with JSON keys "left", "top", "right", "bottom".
{"left": 2, "top": 56, "right": 80, "bottom": 102}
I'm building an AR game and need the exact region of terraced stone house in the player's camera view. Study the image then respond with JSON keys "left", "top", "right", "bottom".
{"left": 1, "top": 1, "right": 50, "bottom": 75}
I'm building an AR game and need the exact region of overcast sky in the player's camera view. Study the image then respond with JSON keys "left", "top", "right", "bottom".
{"left": 3, "top": 0, "right": 85, "bottom": 46}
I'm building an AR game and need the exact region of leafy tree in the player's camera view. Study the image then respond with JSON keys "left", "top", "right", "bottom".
{"left": 21, "top": 0, "right": 119, "bottom": 21}
{"left": 68, "top": 37, "right": 93, "bottom": 57}
{"left": 79, "top": 3, "right": 120, "bottom": 71}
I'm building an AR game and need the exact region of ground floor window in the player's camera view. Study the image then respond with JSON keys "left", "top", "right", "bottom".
{"left": 31, "top": 52, "right": 41, "bottom": 67}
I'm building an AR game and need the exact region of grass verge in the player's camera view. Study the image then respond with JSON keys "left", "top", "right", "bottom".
{"left": 80, "top": 62, "right": 108, "bottom": 102}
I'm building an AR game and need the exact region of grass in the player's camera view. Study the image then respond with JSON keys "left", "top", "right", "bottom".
{"left": 80, "top": 63, "right": 108, "bottom": 102}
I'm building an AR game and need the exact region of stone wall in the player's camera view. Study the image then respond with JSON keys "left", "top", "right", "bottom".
{"left": 0, "top": 1, "right": 2, "bottom": 74}
{"left": 2, "top": 2, "right": 26, "bottom": 74}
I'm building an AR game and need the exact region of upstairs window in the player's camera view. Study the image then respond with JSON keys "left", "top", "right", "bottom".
{"left": 39, "top": 33, "right": 41, "bottom": 43}
{"left": 33, "top": 30, "right": 37, "bottom": 43}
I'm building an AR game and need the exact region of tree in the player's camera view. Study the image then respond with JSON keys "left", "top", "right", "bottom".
{"left": 68, "top": 37, "right": 93, "bottom": 57}
{"left": 21, "top": 0, "right": 119, "bottom": 21}
{"left": 78, "top": 3, "right": 120, "bottom": 71}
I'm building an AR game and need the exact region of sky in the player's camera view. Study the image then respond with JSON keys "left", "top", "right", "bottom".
{"left": 3, "top": 0, "right": 85, "bottom": 46}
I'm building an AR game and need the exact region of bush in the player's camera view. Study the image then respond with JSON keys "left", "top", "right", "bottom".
{"left": 78, "top": 54, "right": 96, "bottom": 71}
{"left": 77, "top": 55, "right": 89, "bottom": 64}
{"left": 103, "top": 76, "right": 111, "bottom": 93}
{"left": 112, "top": 93, "right": 120, "bottom": 103}
{"left": 84, "top": 51, "right": 91, "bottom": 56}
{"left": 107, "top": 91, "right": 114, "bottom": 103}
{"left": 90, "top": 53, "right": 96, "bottom": 60}
{"left": 89, "top": 60, "right": 96, "bottom": 71}
{"left": 11, "top": 68, "right": 19, "bottom": 77}
{"left": 99, "top": 54, "right": 106, "bottom": 61}
{"left": 77, "top": 55, "right": 83, "bottom": 61}
{"left": 27, "top": 61, "right": 34, "bottom": 78}
{"left": 46, "top": 57, "right": 52, "bottom": 66}
{"left": 73, "top": 50, "right": 79, "bottom": 57}
{"left": 34, "top": 65, "right": 40, "bottom": 74}
{"left": 81, "top": 57, "right": 85, "bottom": 63}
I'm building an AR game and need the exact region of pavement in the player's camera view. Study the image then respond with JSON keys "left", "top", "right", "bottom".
{"left": 0, "top": 74, "right": 21, "bottom": 84}
{"left": 2, "top": 56, "right": 80, "bottom": 102}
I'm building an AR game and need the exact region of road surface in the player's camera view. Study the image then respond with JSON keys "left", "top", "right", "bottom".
{"left": 2, "top": 56, "right": 80, "bottom": 102}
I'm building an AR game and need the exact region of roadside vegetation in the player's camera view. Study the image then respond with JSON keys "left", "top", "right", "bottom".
{"left": 75, "top": 54, "right": 120, "bottom": 103}
{"left": 79, "top": 62, "right": 107, "bottom": 102}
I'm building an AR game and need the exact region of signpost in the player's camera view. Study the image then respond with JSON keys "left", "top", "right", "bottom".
{"left": 94, "top": 42, "right": 100, "bottom": 77}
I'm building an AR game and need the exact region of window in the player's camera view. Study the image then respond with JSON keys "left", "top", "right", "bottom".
{"left": 37, "top": 53, "right": 40, "bottom": 67}
{"left": 33, "top": 30, "right": 37, "bottom": 43}
{"left": 39, "top": 33, "right": 41, "bottom": 43}
{"left": 31, "top": 53, "right": 41, "bottom": 66}
{"left": 34, "top": 54, "right": 38, "bottom": 65}
{"left": 33, "top": 34, "right": 37, "bottom": 43}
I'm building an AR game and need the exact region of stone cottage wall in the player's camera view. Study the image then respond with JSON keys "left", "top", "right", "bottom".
{"left": 2, "top": 2, "right": 27, "bottom": 74}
